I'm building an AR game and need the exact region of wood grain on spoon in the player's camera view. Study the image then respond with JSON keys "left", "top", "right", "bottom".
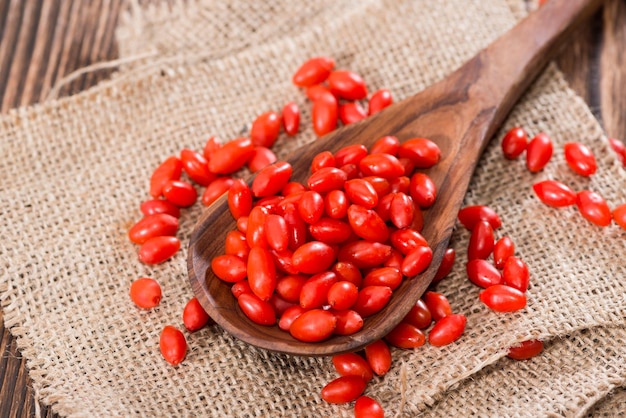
{"left": 188, "top": 0, "right": 604, "bottom": 356}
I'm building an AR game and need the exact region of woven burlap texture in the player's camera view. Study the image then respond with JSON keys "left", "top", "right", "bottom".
{"left": 1, "top": 0, "right": 625, "bottom": 416}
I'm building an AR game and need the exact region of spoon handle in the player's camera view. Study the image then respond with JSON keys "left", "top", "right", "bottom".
{"left": 456, "top": 0, "right": 603, "bottom": 145}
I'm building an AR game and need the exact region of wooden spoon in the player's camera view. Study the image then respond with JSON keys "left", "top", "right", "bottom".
{"left": 188, "top": 0, "right": 603, "bottom": 356}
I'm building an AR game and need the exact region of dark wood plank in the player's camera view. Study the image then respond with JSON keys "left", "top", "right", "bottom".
{"left": 0, "top": 1, "right": 124, "bottom": 416}
{"left": 599, "top": 0, "right": 626, "bottom": 140}
{"left": 555, "top": 0, "right": 626, "bottom": 141}
{"left": 0, "top": 0, "right": 123, "bottom": 112}
{"left": 0, "top": 0, "right": 624, "bottom": 416}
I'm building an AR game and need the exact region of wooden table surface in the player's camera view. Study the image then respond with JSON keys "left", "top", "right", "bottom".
{"left": 0, "top": 0, "right": 624, "bottom": 416}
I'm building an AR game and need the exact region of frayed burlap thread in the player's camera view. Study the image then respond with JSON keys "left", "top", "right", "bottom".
{"left": 1, "top": 0, "right": 625, "bottom": 417}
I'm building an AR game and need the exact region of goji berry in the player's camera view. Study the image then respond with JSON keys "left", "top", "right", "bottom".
{"left": 292, "top": 241, "right": 336, "bottom": 274}
{"left": 389, "top": 228, "right": 428, "bottom": 255}
{"left": 308, "top": 218, "right": 352, "bottom": 244}
{"left": 340, "top": 163, "right": 360, "bottom": 179}
{"left": 389, "top": 175, "right": 411, "bottom": 194}
{"left": 409, "top": 172, "right": 437, "bottom": 208}
{"left": 332, "top": 261, "right": 363, "bottom": 287}
{"left": 183, "top": 297, "right": 211, "bottom": 332}
{"left": 335, "top": 144, "right": 368, "bottom": 167}
{"left": 352, "top": 285, "right": 393, "bottom": 317}
{"left": 332, "top": 352, "right": 373, "bottom": 382}
{"left": 203, "top": 136, "right": 221, "bottom": 161}
{"left": 400, "top": 245, "right": 432, "bottom": 277}
{"left": 278, "top": 305, "right": 306, "bottom": 331}
{"left": 180, "top": 148, "right": 215, "bottom": 186}
{"left": 608, "top": 138, "right": 626, "bottom": 166}
{"left": 312, "top": 93, "right": 338, "bottom": 136}
{"left": 282, "top": 181, "right": 307, "bottom": 196}
{"left": 507, "top": 339, "right": 544, "bottom": 360}
{"left": 423, "top": 291, "right": 452, "bottom": 321}
{"left": 347, "top": 205, "right": 389, "bottom": 242}
{"left": 251, "top": 161, "right": 293, "bottom": 198}
{"left": 385, "top": 322, "right": 425, "bottom": 348}
{"left": 160, "top": 325, "right": 187, "bottom": 365}
{"left": 389, "top": 192, "right": 415, "bottom": 229}
{"left": 575, "top": 190, "right": 612, "bottom": 226}
{"left": 246, "top": 206, "right": 269, "bottom": 249}
{"left": 250, "top": 111, "right": 281, "bottom": 148}
{"left": 307, "top": 167, "right": 347, "bottom": 193}
{"left": 362, "top": 267, "right": 403, "bottom": 290}
{"left": 403, "top": 299, "right": 432, "bottom": 329}
{"left": 150, "top": 156, "right": 182, "bottom": 198}
{"left": 358, "top": 153, "right": 405, "bottom": 179}
{"left": 247, "top": 146, "right": 277, "bottom": 173}
{"left": 502, "top": 256, "right": 530, "bottom": 292}
{"left": 493, "top": 236, "right": 514, "bottom": 269}
{"left": 264, "top": 214, "right": 289, "bottom": 252}
{"left": 299, "top": 271, "right": 338, "bottom": 310}
{"left": 613, "top": 203, "right": 626, "bottom": 230}
{"left": 458, "top": 205, "right": 502, "bottom": 230}
{"left": 368, "top": 88, "right": 393, "bottom": 115}
{"left": 354, "top": 396, "right": 385, "bottom": 418}
{"left": 275, "top": 274, "right": 306, "bottom": 303}
{"left": 311, "top": 151, "right": 336, "bottom": 172}
{"left": 128, "top": 213, "right": 179, "bottom": 244}
{"left": 500, "top": 126, "right": 527, "bottom": 159}
{"left": 269, "top": 294, "right": 296, "bottom": 317}
{"left": 466, "top": 259, "right": 503, "bottom": 288}
{"left": 332, "top": 309, "right": 364, "bottom": 335}
{"left": 397, "top": 138, "right": 441, "bottom": 168}
{"left": 211, "top": 254, "right": 247, "bottom": 283}
{"left": 339, "top": 102, "right": 367, "bottom": 125}
{"left": 292, "top": 56, "right": 335, "bottom": 87}
{"left": 532, "top": 179, "right": 576, "bottom": 207}
{"left": 282, "top": 101, "right": 300, "bottom": 136}
{"left": 290, "top": 309, "right": 336, "bottom": 342}
{"left": 140, "top": 199, "right": 181, "bottom": 218}
{"left": 162, "top": 180, "right": 197, "bottom": 207}
{"left": 327, "top": 281, "right": 359, "bottom": 311}
{"left": 129, "top": 277, "right": 162, "bottom": 309}
{"left": 375, "top": 193, "right": 393, "bottom": 222}
{"left": 328, "top": 70, "right": 368, "bottom": 100}
{"left": 282, "top": 203, "right": 308, "bottom": 250}
{"left": 428, "top": 314, "right": 466, "bottom": 346}
{"left": 247, "top": 247, "right": 277, "bottom": 301}
{"left": 228, "top": 179, "right": 253, "bottom": 220}
{"left": 231, "top": 280, "right": 252, "bottom": 299}
{"left": 138, "top": 236, "right": 180, "bottom": 264}
{"left": 363, "top": 176, "right": 392, "bottom": 197}
{"left": 370, "top": 135, "right": 400, "bottom": 155}
{"left": 306, "top": 84, "right": 335, "bottom": 101}
{"left": 467, "top": 220, "right": 495, "bottom": 260}
{"left": 383, "top": 248, "right": 404, "bottom": 269}
{"left": 364, "top": 340, "right": 392, "bottom": 376}
{"left": 564, "top": 142, "right": 597, "bottom": 176}
{"left": 526, "top": 132, "right": 553, "bottom": 172}
{"left": 298, "top": 190, "right": 325, "bottom": 224}
{"left": 338, "top": 241, "right": 392, "bottom": 269}
{"left": 321, "top": 375, "right": 367, "bottom": 404}
{"left": 201, "top": 176, "right": 235, "bottom": 206}
{"left": 208, "top": 137, "right": 255, "bottom": 174}
{"left": 238, "top": 293, "right": 276, "bottom": 325}
{"left": 479, "top": 284, "right": 527, "bottom": 312}
{"left": 432, "top": 248, "right": 455, "bottom": 283}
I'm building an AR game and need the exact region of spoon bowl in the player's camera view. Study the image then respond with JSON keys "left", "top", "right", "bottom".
{"left": 188, "top": 0, "right": 603, "bottom": 356}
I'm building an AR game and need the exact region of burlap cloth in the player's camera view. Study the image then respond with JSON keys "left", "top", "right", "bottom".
{"left": 1, "top": 0, "right": 625, "bottom": 416}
